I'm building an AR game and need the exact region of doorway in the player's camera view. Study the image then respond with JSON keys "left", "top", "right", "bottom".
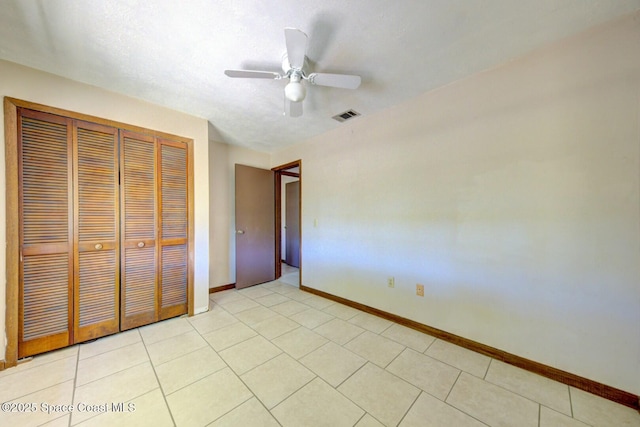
{"left": 234, "top": 160, "right": 301, "bottom": 289}
{"left": 273, "top": 160, "right": 301, "bottom": 287}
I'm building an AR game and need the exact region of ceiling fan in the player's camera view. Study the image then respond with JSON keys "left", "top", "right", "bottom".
{"left": 224, "top": 28, "right": 361, "bottom": 118}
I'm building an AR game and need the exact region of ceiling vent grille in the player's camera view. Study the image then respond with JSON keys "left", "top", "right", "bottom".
{"left": 332, "top": 109, "right": 361, "bottom": 123}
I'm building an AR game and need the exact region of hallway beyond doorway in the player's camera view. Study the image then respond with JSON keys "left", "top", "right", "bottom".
{"left": 280, "top": 262, "right": 299, "bottom": 287}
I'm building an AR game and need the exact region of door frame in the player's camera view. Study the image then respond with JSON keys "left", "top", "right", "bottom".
{"left": 272, "top": 160, "right": 301, "bottom": 281}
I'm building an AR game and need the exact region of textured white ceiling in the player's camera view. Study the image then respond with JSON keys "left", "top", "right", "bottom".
{"left": 1, "top": 1, "right": 639, "bottom": 152}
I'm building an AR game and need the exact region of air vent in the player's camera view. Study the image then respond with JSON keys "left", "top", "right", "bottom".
{"left": 332, "top": 109, "right": 361, "bottom": 123}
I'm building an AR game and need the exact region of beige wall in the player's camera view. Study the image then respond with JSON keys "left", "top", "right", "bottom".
{"left": 0, "top": 60, "right": 211, "bottom": 357}
{"left": 208, "top": 140, "right": 270, "bottom": 287}
{"left": 272, "top": 14, "right": 640, "bottom": 394}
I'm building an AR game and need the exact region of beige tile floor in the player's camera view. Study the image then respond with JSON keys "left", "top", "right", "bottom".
{"left": 1, "top": 275, "right": 639, "bottom": 427}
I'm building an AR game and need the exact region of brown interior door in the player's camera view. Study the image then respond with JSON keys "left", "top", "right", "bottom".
{"left": 73, "top": 121, "right": 120, "bottom": 342}
{"left": 18, "top": 109, "right": 73, "bottom": 358}
{"left": 120, "top": 131, "right": 158, "bottom": 330}
{"left": 235, "top": 164, "right": 275, "bottom": 289}
{"left": 158, "top": 140, "right": 189, "bottom": 320}
{"left": 285, "top": 181, "right": 300, "bottom": 268}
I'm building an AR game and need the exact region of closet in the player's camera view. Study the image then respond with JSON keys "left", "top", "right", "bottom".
{"left": 16, "top": 106, "right": 192, "bottom": 359}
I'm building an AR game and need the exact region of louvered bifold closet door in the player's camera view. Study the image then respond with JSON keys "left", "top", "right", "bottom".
{"left": 158, "top": 140, "right": 189, "bottom": 320}
{"left": 73, "top": 121, "right": 120, "bottom": 342}
{"left": 120, "top": 131, "right": 158, "bottom": 330}
{"left": 18, "top": 109, "right": 73, "bottom": 358}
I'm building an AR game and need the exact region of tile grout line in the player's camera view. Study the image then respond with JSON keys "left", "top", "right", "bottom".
{"left": 568, "top": 385, "right": 574, "bottom": 419}
{"left": 480, "top": 370, "right": 575, "bottom": 416}
{"left": 330, "top": 361, "right": 414, "bottom": 426}
{"left": 0, "top": 350, "right": 75, "bottom": 380}
{"left": 333, "top": 359, "right": 369, "bottom": 390}
{"left": 419, "top": 348, "right": 484, "bottom": 378}
{"left": 74, "top": 359, "right": 149, "bottom": 389}
{"left": 312, "top": 370, "right": 376, "bottom": 425}
{"left": 139, "top": 327, "right": 178, "bottom": 427}
{"left": 331, "top": 329, "right": 367, "bottom": 348}
{"left": 0, "top": 355, "right": 78, "bottom": 403}
{"left": 441, "top": 372, "right": 493, "bottom": 427}
{"left": 484, "top": 358, "right": 493, "bottom": 379}
{"left": 67, "top": 346, "right": 81, "bottom": 427}
{"left": 77, "top": 337, "right": 141, "bottom": 361}
{"left": 423, "top": 336, "right": 438, "bottom": 353}
{"left": 378, "top": 321, "right": 394, "bottom": 335}
{"left": 78, "top": 337, "right": 143, "bottom": 361}
{"left": 203, "top": 395, "right": 256, "bottom": 426}
{"left": 138, "top": 319, "right": 197, "bottom": 344}
{"left": 226, "top": 344, "right": 283, "bottom": 377}
{"left": 396, "top": 390, "right": 422, "bottom": 427}
{"left": 352, "top": 412, "right": 367, "bottom": 426}
{"left": 151, "top": 342, "right": 212, "bottom": 369}
{"left": 538, "top": 403, "right": 542, "bottom": 427}
{"left": 161, "top": 368, "right": 226, "bottom": 398}
{"left": 243, "top": 371, "right": 317, "bottom": 423}
{"left": 443, "top": 370, "right": 462, "bottom": 403}
{"left": 379, "top": 331, "right": 435, "bottom": 353}
{"left": 207, "top": 330, "right": 260, "bottom": 353}
{"left": 251, "top": 328, "right": 303, "bottom": 344}
{"left": 382, "top": 345, "right": 408, "bottom": 370}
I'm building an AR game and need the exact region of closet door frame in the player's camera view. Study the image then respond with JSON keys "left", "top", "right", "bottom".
{"left": 3, "top": 97, "right": 195, "bottom": 368}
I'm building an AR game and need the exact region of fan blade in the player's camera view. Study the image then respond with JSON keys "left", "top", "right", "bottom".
{"left": 285, "top": 98, "right": 303, "bottom": 118}
{"left": 308, "top": 73, "right": 361, "bottom": 89}
{"left": 224, "top": 70, "right": 282, "bottom": 79}
{"left": 284, "top": 28, "right": 308, "bottom": 69}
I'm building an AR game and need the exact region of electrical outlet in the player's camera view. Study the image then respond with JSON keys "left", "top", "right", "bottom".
{"left": 387, "top": 277, "right": 395, "bottom": 288}
{"left": 416, "top": 284, "right": 424, "bottom": 297}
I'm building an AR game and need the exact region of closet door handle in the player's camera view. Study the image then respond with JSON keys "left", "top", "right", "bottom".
{"left": 94, "top": 243, "right": 103, "bottom": 250}
{"left": 137, "top": 242, "right": 145, "bottom": 248}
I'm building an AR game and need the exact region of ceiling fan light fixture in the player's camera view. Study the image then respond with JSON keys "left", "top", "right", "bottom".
{"left": 285, "top": 80, "right": 306, "bottom": 102}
